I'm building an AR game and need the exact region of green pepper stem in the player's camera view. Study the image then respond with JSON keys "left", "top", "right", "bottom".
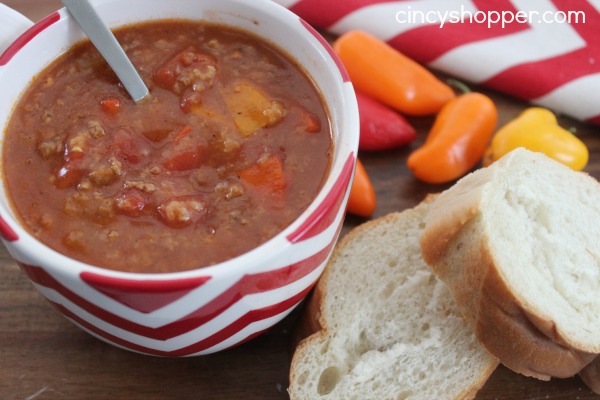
{"left": 446, "top": 79, "right": 472, "bottom": 94}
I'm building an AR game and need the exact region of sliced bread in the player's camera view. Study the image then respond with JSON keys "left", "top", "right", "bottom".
{"left": 288, "top": 197, "right": 498, "bottom": 400}
{"left": 580, "top": 356, "right": 600, "bottom": 394}
{"left": 421, "top": 148, "right": 600, "bottom": 380}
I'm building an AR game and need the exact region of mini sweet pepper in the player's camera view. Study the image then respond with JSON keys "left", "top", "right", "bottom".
{"left": 347, "top": 158, "right": 376, "bottom": 217}
{"left": 407, "top": 92, "right": 498, "bottom": 184}
{"left": 333, "top": 30, "right": 455, "bottom": 116}
{"left": 355, "top": 90, "right": 416, "bottom": 151}
{"left": 483, "top": 107, "right": 589, "bottom": 171}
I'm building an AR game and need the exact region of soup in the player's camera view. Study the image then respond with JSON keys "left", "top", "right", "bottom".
{"left": 3, "top": 21, "right": 332, "bottom": 273}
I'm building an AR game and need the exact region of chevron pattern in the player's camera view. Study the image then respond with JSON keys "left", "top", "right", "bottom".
{"left": 277, "top": 0, "right": 600, "bottom": 124}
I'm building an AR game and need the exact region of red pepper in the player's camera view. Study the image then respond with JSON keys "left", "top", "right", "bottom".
{"left": 356, "top": 90, "right": 416, "bottom": 151}
{"left": 100, "top": 97, "right": 122, "bottom": 116}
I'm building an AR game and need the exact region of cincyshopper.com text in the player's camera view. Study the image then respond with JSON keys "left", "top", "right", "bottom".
{"left": 395, "top": 5, "right": 586, "bottom": 29}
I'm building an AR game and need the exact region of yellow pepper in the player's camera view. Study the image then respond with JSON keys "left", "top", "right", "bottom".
{"left": 483, "top": 107, "right": 589, "bottom": 171}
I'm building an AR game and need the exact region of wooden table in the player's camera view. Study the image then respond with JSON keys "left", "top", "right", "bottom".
{"left": 1, "top": 1, "right": 599, "bottom": 399}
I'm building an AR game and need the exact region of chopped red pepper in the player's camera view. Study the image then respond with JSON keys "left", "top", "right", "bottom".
{"left": 239, "top": 155, "right": 286, "bottom": 193}
{"left": 100, "top": 97, "right": 122, "bottom": 116}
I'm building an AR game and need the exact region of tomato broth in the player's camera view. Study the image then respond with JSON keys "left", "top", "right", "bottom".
{"left": 3, "top": 21, "right": 332, "bottom": 273}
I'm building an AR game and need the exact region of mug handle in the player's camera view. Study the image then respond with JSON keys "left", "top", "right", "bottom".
{"left": 0, "top": 4, "right": 33, "bottom": 55}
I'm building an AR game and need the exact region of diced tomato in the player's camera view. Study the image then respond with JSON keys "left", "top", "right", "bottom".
{"left": 157, "top": 194, "right": 208, "bottom": 228}
{"left": 63, "top": 130, "right": 88, "bottom": 161}
{"left": 161, "top": 132, "right": 206, "bottom": 171}
{"left": 154, "top": 67, "right": 176, "bottom": 89}
{"left": 162, "top": 147, "right": 204, "bottom": 171}
{"left": 54, "top": 160, "right": 85, "bottom": 189}
{"left": 100, "top": 97, "right": 122, "bottom": 116}
{"left": 115, "top": 189, "right": 147, "bottom": 217}
{"left": 174, "top": 126, "right": 192, "bottom": 143}
{"left": 153, "top": 47, "right": 217, "bottom": 94}
{"left": 67, "top": 149, "right": 85, "bottom": 160}
{"left": 54, "top": 139, "right": 87, "bottom": 188}
{"left": 239, "top": 155, "right": 286, "bottom": 193}
{"left": 303, "top": 112, "right": 321, "bottom": 133}
{"left": 109, "top": 128, "right": 150, "bottom": 164}
{"left": 180, "top": 91, "right": 202, "bottom": 113}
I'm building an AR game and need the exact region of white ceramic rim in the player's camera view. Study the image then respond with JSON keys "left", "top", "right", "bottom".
{"left": 0, "top": 3, "right": 33, "bottom": 54}
{"left": 0, "top": 0, "right": 359, "bottom": 280}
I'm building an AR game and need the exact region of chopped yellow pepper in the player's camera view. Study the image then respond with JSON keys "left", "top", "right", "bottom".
{"left": 483, "top": 107, "right": 589, "bottom": 171}
{"left": 223, "top": 82, "right": 286, "bottom": 136}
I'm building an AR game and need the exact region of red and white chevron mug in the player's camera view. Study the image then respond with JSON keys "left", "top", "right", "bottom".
{"left": 0, "top": 0, "right": 358, "bottom": 356}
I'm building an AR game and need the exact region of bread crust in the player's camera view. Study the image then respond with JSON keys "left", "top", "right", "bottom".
{"left": 421, "top": 172, "right": 597, "bottom": 380}
{"left": 289, "top": 200, "right": 498, "bottom": 400}
{"left": 580, "top": 356, "right": 600, "bottom": 394}
{"left": 290, "top": 270, "right": 327, "bottom": 350}
{"left": 474, "top": 242, "right": 595, "bottom": 379}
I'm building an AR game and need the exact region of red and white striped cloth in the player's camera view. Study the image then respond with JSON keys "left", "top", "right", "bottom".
{"left": 274, "top": 0, "right": 600, "bottom": 125}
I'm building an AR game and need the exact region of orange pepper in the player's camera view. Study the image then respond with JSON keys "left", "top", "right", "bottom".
{"left": 239, "top": 155, "right": 286, "bottom": 193}
{"left": 333, "top": 30, "right": 455, "bottom": 116}
{"left": 407, "top": 92, "right": 497, "bottom": 184}
{"left": 347, "top": 159, "right": 376, "bottom": 217}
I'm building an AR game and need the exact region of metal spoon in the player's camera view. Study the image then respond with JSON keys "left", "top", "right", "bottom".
{"left": 61, "top": 0, "right": 149, "bottom": 103}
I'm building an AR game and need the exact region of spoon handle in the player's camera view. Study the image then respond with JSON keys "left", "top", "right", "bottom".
{"left": 61, "top": 0, "right": 149, "bottom": 102}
